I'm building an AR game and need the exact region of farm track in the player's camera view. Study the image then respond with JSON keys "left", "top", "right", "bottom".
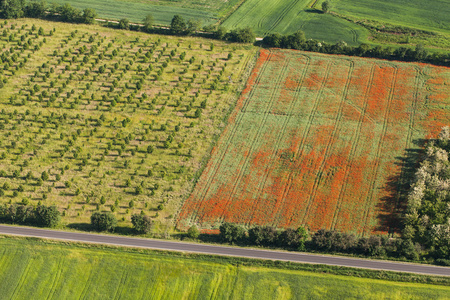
{"left": 247, "top": 54, "right": 312, "bottom": 226}
{"left": 330, "top": 64, "right": 376, "bottom": 230}
{"left": 113, "top": 270, "right": 129, "bottom": 300}
{"left": 267, "top": 55, "right": 314, "bottom": 225}
{"left": 78, "top": 262, "right": 96, "bottom": 300}
{"left": 189, "top": 52, "right": 274, "bottom": 223}
{"left": 10, "top": 256, "right": 32, "bottom": 300}
{"left": 350, "top": 29, "right": 358, "bottom": 43}
{"left": 281, "top": 61, "right": 333, "bottom": 227}
{"left": 301, "top": 60, "right": 355, "bottom": 226}
{"left": 226, "top": 0, "right": 262, "bottom": 29}
{"left": 361, "top": 65, "right": 399, "bottom": 235}
{"left": 264, "top": 0, "right": 303, "bottom": 36}
{"left": 218, "top": 57, "right": 291, "bottom": 223}
{"left": 393, "top": 67, "right": 421, "bottom": 207}
{"left": 46, "top": 257, "right": 64, "bottom": 300}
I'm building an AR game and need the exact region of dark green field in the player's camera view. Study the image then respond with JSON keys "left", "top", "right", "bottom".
{"left": 333, "top": 0, "right": 450, "bottom": 34}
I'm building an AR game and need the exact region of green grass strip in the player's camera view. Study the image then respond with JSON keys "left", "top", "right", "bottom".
{"left": 0, "top": 235, "right": 448, "bottom": 300}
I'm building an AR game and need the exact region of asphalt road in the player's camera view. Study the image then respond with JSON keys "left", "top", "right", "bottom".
{"left": 0, "top": 225, "right": 448, "bottom": 277}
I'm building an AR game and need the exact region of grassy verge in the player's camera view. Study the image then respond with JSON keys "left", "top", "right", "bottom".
{"left": 0, "top": 235, "right": 448, "bottom": 299}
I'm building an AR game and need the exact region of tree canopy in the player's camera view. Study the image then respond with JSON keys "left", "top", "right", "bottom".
{"left": 91, "top": 212, "right": 117, "bottom": 232}
{"left": 170, "top": 15, "right": 186, "bottom": 35}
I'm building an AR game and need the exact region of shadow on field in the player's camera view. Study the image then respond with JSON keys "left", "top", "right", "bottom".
{"left": 67, "top": 223, "right": 136, "bottom": 235}
{"left": 67, "top": 223, "right": 92, "bottom": 232}
{"left": 374, "top": 141, "right": 425, "bottom": 235}
{"left": 304, "top": 9, "right": 323, "bottom": 14}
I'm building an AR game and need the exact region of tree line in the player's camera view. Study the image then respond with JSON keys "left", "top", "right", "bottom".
{"left": 212, "top": 222, "right": 447, "bottom": 265}
{"left": 2, "top": 1, "right": 447, "bottom": 64}
{"left": 0, "top": 1, "right": 256, "bottom": 43}
{"left": 262, "top": 31, "right": 449, "bottom": 67}
{"left": 0, "top": 203, "right": 60, "bottom": 227}
{"left": 0, "top": 0, "right": 97, "bottom": 24}
{"left": 110, "top": 14, "right": 255, "bottom": 44}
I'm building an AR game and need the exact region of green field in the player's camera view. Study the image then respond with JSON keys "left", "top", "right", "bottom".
{"left": 0, "top": 236, "right": 448, "bottom": 299}
{"left": 221, "top": 0, "right": 369, "bottom": 45}
{"left": 221, "top": 0, "right": 449, "bottom": 48}
{"left": 0, "top": 19, "right": 255, "bottom": 232}
{"left": 41, "top": 0, "right": 243, "bottom": 25}
{"left": 332, "top": 0, "right": 450, "bottom": 34}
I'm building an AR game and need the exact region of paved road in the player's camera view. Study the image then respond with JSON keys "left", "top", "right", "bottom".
{"left": 0, "top": 225, "right": 448, "bottom": 277}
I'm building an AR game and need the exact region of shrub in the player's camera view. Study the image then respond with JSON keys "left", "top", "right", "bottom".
{"left": 187, "top": 225, "right": 200, "bottom": 239}
{"left": 35, "top": 205, "right": 60, "bottom": 227}
{"left": 219, "top": 222, "right": 246, "bottom": 244}
{"left": 248, "top": 226, "right": 278, "bottom": 246}
{"left": 90, "top": 211, "right": 117, "bottom": 231}
{"left": 131, "top": 214, "right": 152, "bottom": 233}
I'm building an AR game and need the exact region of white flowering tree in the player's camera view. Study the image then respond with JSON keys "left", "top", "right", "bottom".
{"left": 404, "top": 126, "right": 450, "bottom": 260}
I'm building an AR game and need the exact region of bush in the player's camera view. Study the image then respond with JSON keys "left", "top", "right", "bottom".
{"left": 91, "top": 211, "right": 117, "bottom": 232}
{"left": 278, "top": 227, "right": 308, "bottom": 249}
{"left": 248, "top": 226, "right": 278, "bottom": 246}
{"left": 131, "top": 214, "right": 152, "bottom": 234}
{"left": 219, "top": 222, "right": 246, "bottom": 244}
{"left": 226, "top": 27, "right": 255, "bottom": 43}
{"left": 118, "top": 19, "right": 129, "bottom": 30}
{"left": 35, "top": 205, "right": 60, "bottom": 227}
{"left": 0, "top": 204, "right": 60, "bottom": 227}
{"left": 187, "top": 225, "right": 200, "bottom": 239}
{"left": 311, "top": 229, "right": 357, "bottom": 252}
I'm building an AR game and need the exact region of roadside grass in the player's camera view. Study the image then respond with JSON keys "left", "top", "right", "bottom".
{"left": 0, "top": 18, "right": 256, "bottom": 233}
{"left": 0, "top": 235, "right": 448, "bottom": 299}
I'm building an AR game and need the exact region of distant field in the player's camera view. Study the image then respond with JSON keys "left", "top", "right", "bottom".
{"left": 332, "top": 0, "right": 450, "bottom": 34}
{"left": 0, "top": 19, "right": 255, "bottom": 231}
{"left": 221, "top": 0, "right": 369, "bottom": 45}
{"left": 43, "top": 0, "right": 216, "bottom": 25}
{"left": 0, "top": 237, "right": 449, "bottom": 299}
{"left": 178, "top": 49, "right": 450, "bottom": 234}
{"left": 41, "top": 0, "right": 242, "bottom": 25}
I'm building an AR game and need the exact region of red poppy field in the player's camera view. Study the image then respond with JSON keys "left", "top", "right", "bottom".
{"left": 177, "top": 49, "right": 449, "bottom": 235}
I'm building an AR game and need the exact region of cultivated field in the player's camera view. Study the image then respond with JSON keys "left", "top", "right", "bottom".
{"left": 0, "top": 237, "right": 448, "bottom": 299}
{"left": 221, "top": 0, "right": 369, "bottom": 45}
{"left": 0, "top": 19, "right": 255, "bottom": 231}
{"left": 178, "top": 49, "right": 450, "bottom": 235}
{"left": 45, "top": 0, "right": 243, "bottom": 25}
{"left": 333, "top": 0, "right": 450, "bottom": 35}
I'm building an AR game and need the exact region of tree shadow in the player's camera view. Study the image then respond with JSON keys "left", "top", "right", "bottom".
{"left": 304, "top": 9, "right": 323, "bottom": 14}
{"left": 66, "top": 223, "right": 135, "bottom": 235}
{"left": 374, "top": 144, "right": 425, "bottom": 234}
{"left": 67, "top": 223, "right": 92, "bottom": 232}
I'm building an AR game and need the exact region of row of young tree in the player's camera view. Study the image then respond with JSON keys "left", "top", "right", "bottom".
{"left": 0, "top": 203, "right": 60, "bottom": 227}
{"left": 0, "top": 0, "right": 97, "bottom": 24}
{"left": 262, "top": 31, "right": 449, "bottom": 67}
{"left": 216, "top": 222, "right": 448, "bottom": 265}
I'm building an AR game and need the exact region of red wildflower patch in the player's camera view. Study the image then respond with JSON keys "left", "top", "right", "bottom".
{"left": 177, "top": 50, "right": 450, "bottom": 235}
